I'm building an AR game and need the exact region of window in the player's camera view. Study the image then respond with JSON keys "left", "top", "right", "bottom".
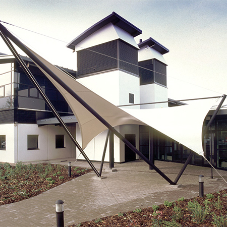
{"left": 27, "top": 135, "right": 38, "bottom": 150}
{"left": 0, "top": 86, "right": 5, "bottom": 97}
{"left": 56, "top": 135, "right": 64, "bottom": 148}
{"left": 129, "top": 93, "right": 134, "bottom": 104}
{"left": 0, "top": 135, "right": 6, "bottom": 150}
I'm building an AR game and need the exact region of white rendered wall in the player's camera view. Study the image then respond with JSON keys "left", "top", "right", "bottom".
{"left": 0, "top": 124, "right": 15, "bottom": 163}
{"left": 16, "top": 124, "right": 76, "bottom": 162}
{"left": 77, "top": 71, "right": 120, "bottom": 105}
{"left": 74, "top": 23, "right": 138, "bottom": 51}
{"left": 78, "top": 70, "right": 140, "bottom": 107}
{"left": 138, "top": 46, "right": 167, "bottom": 64}
{"left": 140, "top": 83, "right": 168, "bottom": 109}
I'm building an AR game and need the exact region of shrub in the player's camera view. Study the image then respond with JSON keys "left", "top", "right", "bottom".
{"left": 206, "top": 193, "right": 214, "bottom": 199}
{"left": 188, "top": 201, "right": 209, "bottom": 224}
{"left": 164, "top": 200, "right": 173, "bottom": 207}
{"left": 172, "top": 206, "right": 183, "bottom": 221}
{"left": 59, "top": 176, "right": 64, "bottom": 180}
{"left": 152, "top": 205, "right": 159, "bottom": 212}
{"left": 46, "top": 177, "right": 52, "bottom": 181}
{"left": 133, "top": 208, "right": 142, "bottom": 213}
{"left": 212, "top": 213, "right": 227, "bottom": 226}
{"left": 178, "top": 197, "right": 184, "bottom": 201}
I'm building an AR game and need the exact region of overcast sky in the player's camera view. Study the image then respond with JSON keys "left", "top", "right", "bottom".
{"left": 0, "top": 0, "right": 226, "bottom": 100}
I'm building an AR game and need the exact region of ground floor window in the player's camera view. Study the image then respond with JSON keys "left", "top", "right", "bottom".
{"left": 27, "top": 135, "right": 38, "bottom": 150}
{"left": 56, "top": 135, "right": 64, "bottom": 148}
{"left": 0, "top": 135, "right": 6, "bottom": 150}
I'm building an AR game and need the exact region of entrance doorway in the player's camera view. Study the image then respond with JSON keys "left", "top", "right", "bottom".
{"left": 125, "top": 134, "right": 136, "bottom": 162}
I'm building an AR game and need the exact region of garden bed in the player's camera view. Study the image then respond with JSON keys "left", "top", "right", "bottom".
{"left": 0, "top": 162, "right": 91, "bottom": 205}
{"left": 70, "top": 189, "right": 227, "bottom": 226}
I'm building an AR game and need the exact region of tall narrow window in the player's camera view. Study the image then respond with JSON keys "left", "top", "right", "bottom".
{"left": 0, "top": 135, "right": 6, "bottom": 150}
{"left": 129, "top": 93, "right": 134, "bottom": 104}
{"left": 56, "top": 135, "right": 64, "bottom": 148}
{"left": 27, "top": 135, "right": 38, "bottom": 150}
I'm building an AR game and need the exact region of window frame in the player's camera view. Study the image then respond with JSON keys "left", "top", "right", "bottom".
{"left": 55, "top": 135, "right": 65, "bottom": 149}
{"left": 27, "top": 135, "right": 39, "bottom": 150}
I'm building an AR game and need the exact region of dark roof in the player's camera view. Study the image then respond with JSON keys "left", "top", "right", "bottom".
{"left": 138, "top": 37, "right": 169, "bottom": 55}
{"left": 67, "top": 12, "right": 142, "bottom": 50}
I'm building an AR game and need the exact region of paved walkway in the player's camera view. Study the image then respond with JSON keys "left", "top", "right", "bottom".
{"left": 0, "top": 160, "right": 227, "bottom": 226}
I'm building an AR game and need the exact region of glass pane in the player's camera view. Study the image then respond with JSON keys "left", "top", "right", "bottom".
{"left": 0, "top": 135, "right": 6, "bottom": 150}
{"left": 56, "top": 135, "right": 64, "bottom": 148}
{"left": 27, "top": 135, "right": 38, "bottom": 150}
{"left": 0, "top": 86, "right": 5, "bottom": 97}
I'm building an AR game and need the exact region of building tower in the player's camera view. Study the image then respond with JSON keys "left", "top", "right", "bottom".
{"left": 138, "top": 37, "right": 169, "bottom": 109}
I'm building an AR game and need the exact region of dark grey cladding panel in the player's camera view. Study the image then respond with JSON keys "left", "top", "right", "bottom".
{"left": 139, "top": 59, "right": 154, "bottom": 85}
{"left": 0, "top": 109, "right": 14, "bottom": 123}
{"left": 154, "top": 59, "right": 167, "bottom": 86}
{"left": 77, "top": 40, "right": 118, "bottom": 77}
{"left": 119, "top": 40, "right": 138, "bottom": 75}
{"left": 139, "top": 59, "right": 167, "bottom": 86}
{"left": 77, "top": 39, "right": 139, "bottom": 78}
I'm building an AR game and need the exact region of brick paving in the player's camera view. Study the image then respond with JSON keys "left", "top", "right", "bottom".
{"left": 0, "top": 160, "right": 226, "bottom": 226}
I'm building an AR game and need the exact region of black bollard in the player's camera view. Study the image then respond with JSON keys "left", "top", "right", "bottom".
{"left": 68, "top": 162, "right": 71, "bottom": 177}
{"left": 56, "top": 200, "right": 64, "bottom": 227}
{"left": 199, "top": 175, "right": 204, "bottom": 197}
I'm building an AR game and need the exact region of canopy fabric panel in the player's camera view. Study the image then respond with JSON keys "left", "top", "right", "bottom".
{"left": 123, "top": 99, "right": 218, "bottom": 156}
{"left": 25, "top": 47, "right": 215, "bottom": 156}
{"left": 27, "top": 47, "right": 144, "bottom": 148}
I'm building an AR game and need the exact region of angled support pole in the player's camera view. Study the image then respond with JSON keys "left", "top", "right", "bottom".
{"left": 99, "top": 130, "right": 110, "bottom": 176}
{"left": 174, "top": 94, "right": 226, "bottom": 184}
{"left": 0, "top": 30, "right": 100, "bottom": 177}
{"left": 0, "top": 23, "right": 175, "bottom": 185}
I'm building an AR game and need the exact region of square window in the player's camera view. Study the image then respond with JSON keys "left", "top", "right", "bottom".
{"left": 27, "top": 135, "right": 38, "bottom": 150}
{"left": 129, "top": 93, "right": 134, "bottom": 104}
{"left": 56, "top": 135, "right": 64, "bottom": 148}
{"left": 0, "top": 135, "right": 6, "bottom": 150}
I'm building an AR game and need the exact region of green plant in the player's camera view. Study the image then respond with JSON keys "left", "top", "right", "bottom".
{"left": 133, "top": 208, "right": 142, "bottom": 213}
{"left": 77, "top": 170, "right": 81, "bottom": 174}
{"left": 118, "top": 212, "right": 124, "bottom": 216}
{"left": 162, "top": 220, "right": 182, "bottom": 226}
{"left": 164, "top": 200, "right": 173, "bottom": 207}
{"left": 178, "top": 197, "right": 184, "bottom": 201}
{"left": 59, "top": 176, "right": 64, "bottom": 180}
{"left": 46, "top": 177, "right": 53, "bottom": 181}
{"left": 206, "top": 193, "right": 214, "bottom": 199}
{"left": 188, "top": 201, "right": 209, "bottom": 224}
{"left": 81, "top": 169, "right": 85, "bottom": 173}
{"left": 172, "top": 206, "right": 183, "bottom": 221}
{"left": 74, "top": 167, "right": 79, "bottom": 171}
{"left": 57, "top": 171, "right": 61, "bottom": 175}
{"left": 53, "top": 173, "right": 57, "bottom": 177}
{"left": 212, "top": 213, "right": 227, "bottom": 227}
{"left": 214, "top": 196, "right": 223, "bottom": 210}
{"left": 49, "top": 180, "right": 55, "bottom": 184}
{"left": 94, "top": 218, "right": 102, "bottom": 223}
{"left": 152, "top": 205, "right": 159, "bottom": 212}
{"left": 152, "top": 218, "right": 162, "bottom": 226}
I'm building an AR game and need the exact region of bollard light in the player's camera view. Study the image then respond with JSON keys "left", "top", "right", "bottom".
{"left": 199, "top": 175, "right": 204, "bottom": 197}
{"left": 56, "top": 200, "right": 64, "bottom": 227}
{"left": 68, "top": 162, "right": 71, "bottom": 177}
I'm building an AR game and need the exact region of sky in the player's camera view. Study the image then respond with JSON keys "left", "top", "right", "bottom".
{"left": 0, "top": 0, "right": 227, "bottom": 101}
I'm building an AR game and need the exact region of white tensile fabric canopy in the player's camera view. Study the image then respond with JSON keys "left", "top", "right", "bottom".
{"left": 27, "top": 47, "right": 216, "bottom": 156}
{"left": 123, "top": 99, "right": 216, "bottom": 156}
